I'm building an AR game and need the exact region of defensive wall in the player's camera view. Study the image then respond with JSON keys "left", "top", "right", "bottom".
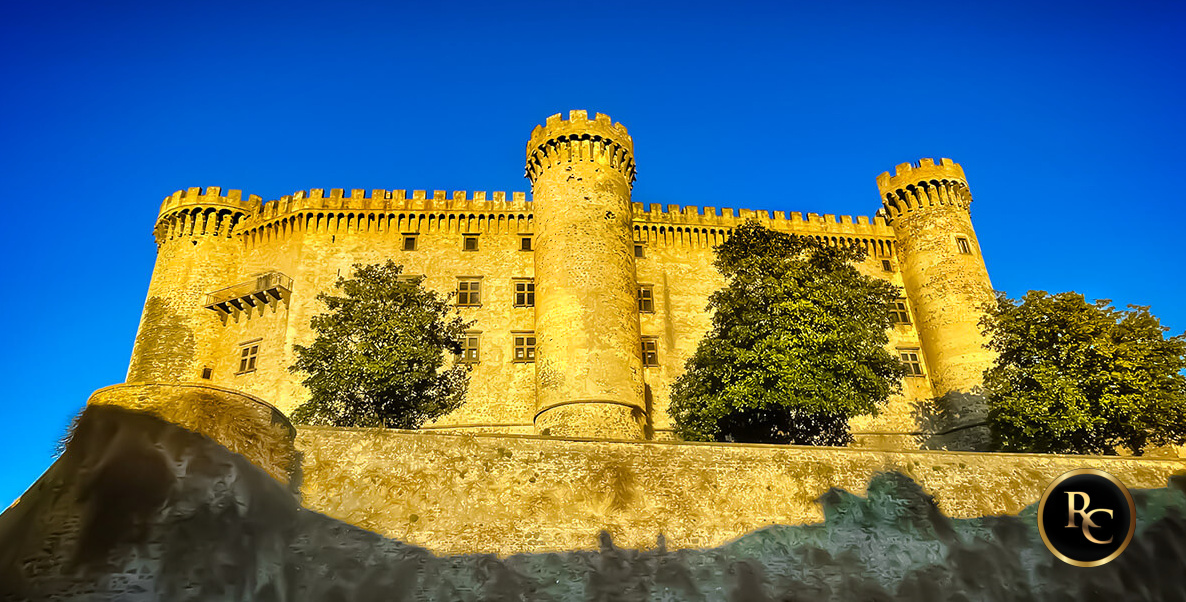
{"left": 139, "top": 185, "right": 923, "bottom": 442}
{"left": 82, "top": 383, "right": 1186, "bottom": 557}
{"left": 294, "top": 424, "right": 1186, "bottom": 556}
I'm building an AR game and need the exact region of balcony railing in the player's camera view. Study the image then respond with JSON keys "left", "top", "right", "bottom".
{"left": 204, "top": 272, "right": 292, "bottom": 315}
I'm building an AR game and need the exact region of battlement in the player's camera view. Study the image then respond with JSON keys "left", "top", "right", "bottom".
{"left": 526, "top": 110, "right": 637, "bottom": 186}
{"left": 252, "top": 189, "right": 531, "bottom": 223}
{"left": 875, "top": 158, "right": 968, "bottom": 196}
{"left": 876, "top": 159, "right": 973, "bottom": 224}
{"left": 527, "top": 110, "right": 632, "bottom": 153}
{"left": 158, "top": 186, "right": 263, "bottom": 216}
{"left": 630, "top": 202, "right": 892, "bottom": 234}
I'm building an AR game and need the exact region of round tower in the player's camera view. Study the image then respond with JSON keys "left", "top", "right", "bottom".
{"left": 127, "top": 187, "right": 257, "bottom": 383}
{"left": 877, "top": 158, "right": 996, "bottom": 450}
{"left": 525, "top": 110, "right": 647, "bottom": 439}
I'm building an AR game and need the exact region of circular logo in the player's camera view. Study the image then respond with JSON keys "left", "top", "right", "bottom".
{"left": 1038, "top": 469, "right": 1136, "bottom": 567}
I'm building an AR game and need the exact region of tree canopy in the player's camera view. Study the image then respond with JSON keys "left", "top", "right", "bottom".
{"left": 982, "top": 291, "right": 1186, "bottom": 455}
{"left": 289, "top": 261, "right": 472, "bottom": 429}
{"left": 669, "top": 220, "right": 906, "bottom": 445}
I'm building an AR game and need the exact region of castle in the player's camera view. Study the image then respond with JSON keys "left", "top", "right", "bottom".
{"left": 127, "top": 110, "right": 996, "bottom": 449}
{"left": 94, "top": 111, "right": 1184, "bottom": 555}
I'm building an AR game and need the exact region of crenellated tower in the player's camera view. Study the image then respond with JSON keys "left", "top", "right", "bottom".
{"left": 128, "top": 187, "right": 257, "bottom": 383}
{"left": 877, "top": 159, "right": 996, "bottom": 450}
{"left": 525, "top": 111, "right": 648, "bottom": 439}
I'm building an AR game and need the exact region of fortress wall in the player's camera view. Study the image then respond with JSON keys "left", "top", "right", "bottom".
{"left": 632, "top": 206, "right": 929, "bottom": 442}
{"left": 188, "top": 185, "right": 936, "bottom": 439}
{"left": 295, "top": 425, "right": 1186, "bottom": 556}
{"left": 208, "top": 199, "right": 538, "bottom": 428}
{"left": 88, "top": 383, "right": 296, "bottom": 484}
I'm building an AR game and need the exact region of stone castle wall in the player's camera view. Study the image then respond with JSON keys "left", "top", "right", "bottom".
{"left": 295, "top": 424, "right": 1186, "bottom": 556}
{"left": 134, "top": 186, "right": 930, "bottom": 441}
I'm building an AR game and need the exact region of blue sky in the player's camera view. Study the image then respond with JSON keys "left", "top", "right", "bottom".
{"left": 1, "top": 0, "right": 1183, "bottom": 504}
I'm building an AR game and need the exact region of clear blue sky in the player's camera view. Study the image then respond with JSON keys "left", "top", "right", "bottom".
{"left": 1, "top": 0, "right": 1183, "bottom": 504}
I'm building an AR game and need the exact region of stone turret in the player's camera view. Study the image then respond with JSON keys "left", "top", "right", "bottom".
{"left": 877, "top": 159, "right": 996, "bottom": 450}
{"left": 127, "top": 187, "right": 257, "bottom": 383}
{"left": 525, "top": 111, "right": 647, "bottom": 439}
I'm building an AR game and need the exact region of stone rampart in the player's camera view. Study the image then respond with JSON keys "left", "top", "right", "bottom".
{"left": 295, "top": 426, "right": 1186, "bottom": 556}
{"left": 88, "top": 383, "right": 296, "bottom": 485}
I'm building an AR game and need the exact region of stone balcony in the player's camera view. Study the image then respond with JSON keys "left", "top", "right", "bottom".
{"left": 204, "top": 271, "right": 292, "bottom": 315}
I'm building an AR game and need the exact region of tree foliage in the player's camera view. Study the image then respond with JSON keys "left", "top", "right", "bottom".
{"left": 982, "top": 291, "right": 1186, "bottom": 455}
{"left": 289, "top": 261, "right": 472, "bottom": 428}
{"left": 669, "top": 220, "right": 906, "bottom": 445}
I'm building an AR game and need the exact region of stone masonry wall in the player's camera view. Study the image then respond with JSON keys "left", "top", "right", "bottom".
{"left": 295, "top": 425, "right": 1186, "bottom": 556}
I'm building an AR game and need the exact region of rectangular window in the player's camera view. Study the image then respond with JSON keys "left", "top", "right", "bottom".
{"left": 638, "top": 285, "right": 654, "bottom": 313}
{"left": 890, "top": 299, "right": 911, "bottom": 325}
{"left": 457, "top": 279, "right": 481, "bottom": 306}
{"left": 520, "top": 236, "right": 533, "bottom": 251}
{"left": 514, "top": 279, "right": 535, "bottom": 307}
{"left": 881, "top": 259, "right": 893, "bottom": 272}
{"left": 201, "top": 367, "right": 213, "bottom": 379}
{"left": 641, "top": 338, "right": 659, "bottom": 367}
{"left": 634, "top": 244, "right": 645, "bottom": 258}
{"left": 899, "top": 349, "right": 924, "bottom": 377}
{"left": 513, "top": 332, "right": 536, "bottom": 363}
{"left": 403, "top": 235, "right": 417, "bottom": 251}
{"left": 463, "top": 235, "right": 479, "bottom": 251}
{"left": 461, "top": 333, "right": 480, "bottom": 364}
{"left": 956, "top": 236, "right": 972, "bottom": 254}
{"left": 237, "top": 342, "right": 260, "bottom": 374}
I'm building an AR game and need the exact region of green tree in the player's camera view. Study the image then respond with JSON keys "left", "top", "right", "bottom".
{"left": 289, "top": 260, "right": 472, "bottom": 428}
{"left": 669, "top": 220, "right": 906, "bottom": 445}
{"left": 982, "top": 291, "right": 1186, "bottom": 455}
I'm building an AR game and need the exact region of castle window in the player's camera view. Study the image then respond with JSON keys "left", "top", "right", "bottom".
{"left": 513, "top": 332, "right": 536, "bottom": 363}
{"left": 514, "top": 279, "right": 535, "bottom": 307}
{"left": 201, "top": 367, "right": 213, "bottom": 380}
{"left": 460, "top": 333, "right": 480, "bottom": 364}
{"left": 634, "top": 244, "right": 645, "bottom": 258}
{"left": 237, "top": 341, "right": 260, "bottom": 374}
{"left": 890, "top": 299, "right": 911, "bottom": 325}
{"left": 641, "top": 338, "right": 659, "bottom": 367}
{"left": 638, "top": 285, "right": 655, "bottom": 313}
{"left": 520, "top": 236, "right": 533, "bottom": 251}
{"left": 457, "top": 279, "right": 481, "bottom": 306}
{"left": 956, "top": 236, "right": 972, "bottom": 255}
{"left": 881, "top": 259, "right": 893, "bottom": 272}
{"left": 403, "top": 235, "right": 417, "bottom": 251}
{"left": 463, "top": 235, "right": 479, "bottom": 251}
{"left": 899, "top": 349, "right": 924, "bottom": 377}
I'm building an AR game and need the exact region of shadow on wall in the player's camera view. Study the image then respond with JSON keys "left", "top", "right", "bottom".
{"left": 127, "top": 297, "right": 194, "bottom": 383}
{"left": 3, "top": 404, "right": 1186, "bottom": 601}
{"left": 912, "top": 389, "right": 990, "bottom": 452}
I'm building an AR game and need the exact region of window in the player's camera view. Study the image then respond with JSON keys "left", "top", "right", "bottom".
{"left": 638, "top": 285, "right": 654, "bottom": 313}
{"left": 890, "top": 299, "right": 911, "bottom": 325}
{"left": 461, "top": 333, "right": 480, "bottom": 364}
{"left": 956, "top": 236, "right": 972, "bottom": 254}
{"left": 514, "top": 279, "right": 535, "bottom": 307}
{"left": 457, "top": 279, "right": 481, "bottom": 306}
{"left": 402, "top": 235, "right": 417, "bottom": 251}
{"left": 513, "top": 332, "right": 536, "bottom": 362}
{"left": 520, "top": 236, "right": 532, "bottom": 251}
{"left": 641, "top": 338, "right": 659, "bottom": 367}
{"left": 463, "top": 235, "right": 479, "bottom": 251}
{"left": 634, "top": 244, "right": 645, "bottom": 258}
{"left": 899, "top": 349, "right": 924, "bottom": 376}
{"left": 201, "top": 367, "right": 213, "bottom": 379}
{"left": 881, "top": 259, "right": 893, "bottom": 272}
{"left": 237, "top": 342, "right": 260, "bottom": 374}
